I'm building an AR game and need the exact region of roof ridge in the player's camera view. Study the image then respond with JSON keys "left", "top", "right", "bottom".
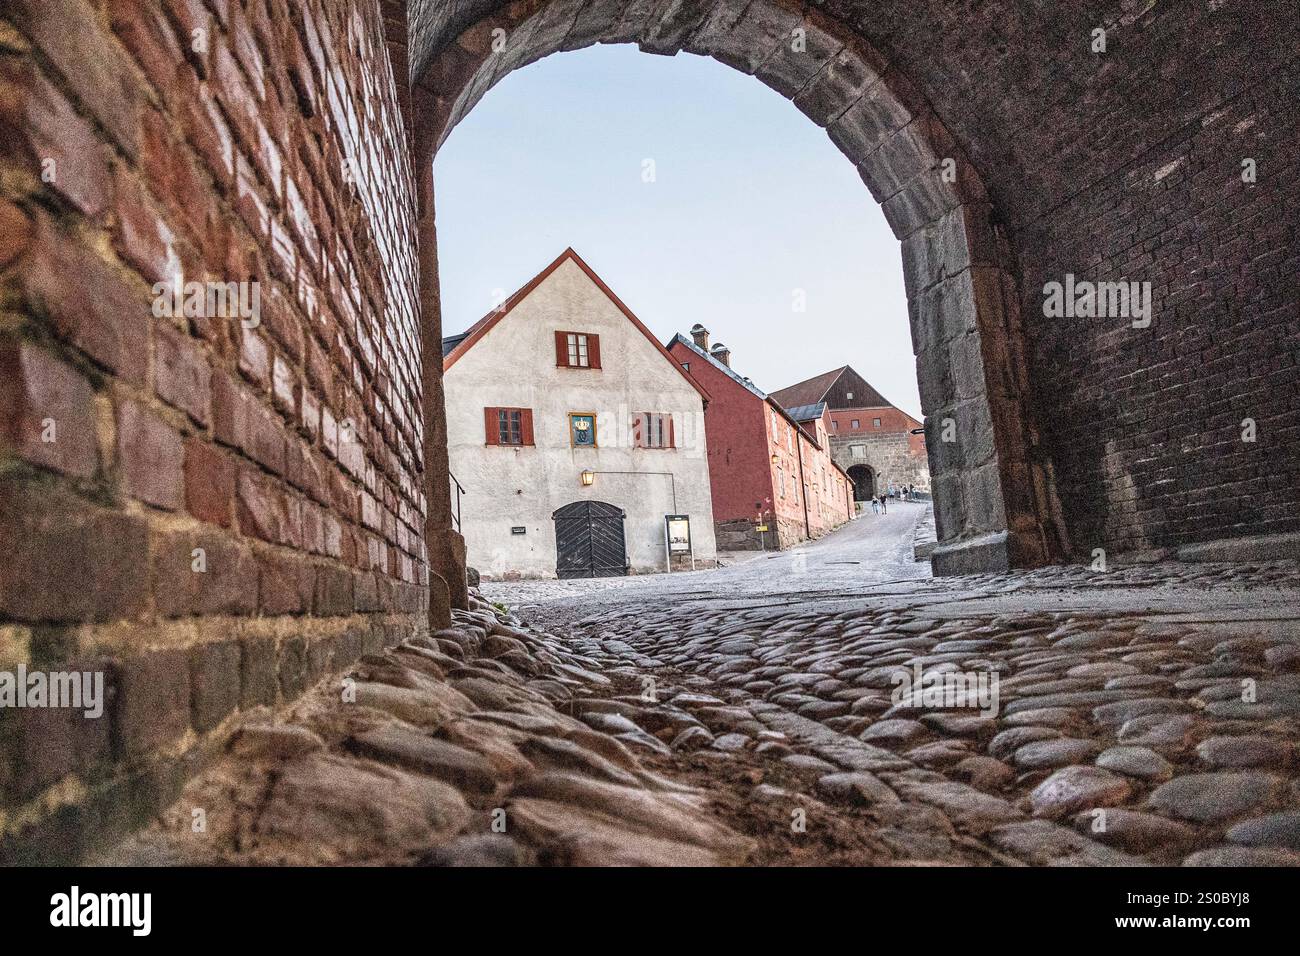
{"left": 443, "top": 250, "right": 709, "bottom": 402}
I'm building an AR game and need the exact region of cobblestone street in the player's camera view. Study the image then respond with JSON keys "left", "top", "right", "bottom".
{"left": 111, "top": 508, "right": 1300, "bottom": 866}
{"left": 491, "top": 506, "right": 1300, "bottom": 865}
{"left": 481, "top": 500, "right": 934, "bottom": 611}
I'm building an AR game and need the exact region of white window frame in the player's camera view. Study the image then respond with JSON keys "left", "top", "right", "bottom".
{"left": 637, "top": 412, "right": 671, "bottom": 449}
{"left": 567, "top": 333, "right": 590, "bottom": 368}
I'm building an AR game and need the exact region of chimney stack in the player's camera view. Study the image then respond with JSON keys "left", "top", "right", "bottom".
{"left": 690, "top": 324, "right": 710, "bottom": 351}
{"left": 710, "top": 342, "right": 731, "bottom": 368}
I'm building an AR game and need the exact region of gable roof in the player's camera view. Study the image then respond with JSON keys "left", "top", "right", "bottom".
{"left": 768, "top": 367, "right": 846, "bottom": 409}
{"left": 667, "top": 333, "right": 828, "bottom": 450}
{"left": 668, "top": 333, "right": 767, "bottom": 401}
{"left": 770, "top": 366, "right": 891, "bottom": 411}
{"left": 442, "top": 248, "right": 709, "bottom": 402}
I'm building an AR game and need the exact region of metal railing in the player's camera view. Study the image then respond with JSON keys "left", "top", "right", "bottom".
{"left": 450, "top": 472, "right": 465, "bottom": 533}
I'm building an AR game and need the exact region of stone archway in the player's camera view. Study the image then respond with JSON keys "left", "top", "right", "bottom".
{"left": 410, "top": 0, "right": 1070, "bottom": 583}
{"left": 847, "top": 464, "right": 875, "bottom": 502}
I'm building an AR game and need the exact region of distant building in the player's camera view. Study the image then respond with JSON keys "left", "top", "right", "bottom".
{"left": 667, "top": 326, "right": 853, "bottom": 550}
{"left": 443, "top": 249, "right": 716, "bottom": 579}
{"left": 770, "top": 366, "right": 930, "bottom": 502}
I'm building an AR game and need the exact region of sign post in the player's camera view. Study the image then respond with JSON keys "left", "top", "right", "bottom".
{"left": 664, "top": 514, "right": 693, "bottom": 572}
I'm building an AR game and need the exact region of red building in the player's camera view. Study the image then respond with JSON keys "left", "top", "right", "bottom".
{"left": 771, "top": 366, "right": 930, "bottom": 502}
{"left": 667, "top": 326, "right": 853, "bottom": 550}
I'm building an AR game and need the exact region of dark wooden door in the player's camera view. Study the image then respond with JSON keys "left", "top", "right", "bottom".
{"left": 553, "top": 500, "right": 628, "bottom": 578}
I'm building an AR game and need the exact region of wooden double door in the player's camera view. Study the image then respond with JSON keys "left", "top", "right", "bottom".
{"left": 553, "top": 500, "right": 628, "bottom": 578}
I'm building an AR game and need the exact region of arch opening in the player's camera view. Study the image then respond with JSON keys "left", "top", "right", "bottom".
{"left": 846, "top": 464, "right": 876, "bottom": 502}
{"left": 411, "top": 0, "right": 1070, "bottom": 594}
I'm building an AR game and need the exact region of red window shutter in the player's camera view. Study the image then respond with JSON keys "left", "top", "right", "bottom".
{"left": 520, "top": 408, "right": 534, "bottom": 446}
{"left": 484, "top": 407, "right": 499, "bottom": 445}
{"left": 554, "top": 331, "right": 568, "bottom": 366}
{"left": 667, "top": 414, "right": 675, "bottom": 448}
{"left": 588, "top": 333, "right": 601, "bottom": 369}
{"left": 632, "top": 413, "right": 645, "bottom": 448}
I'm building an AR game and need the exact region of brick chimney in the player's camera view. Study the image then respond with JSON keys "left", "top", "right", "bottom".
{"left": 690, "top": 323, "right": 709, "bottom": 351}
{"left": 710, "top": 342, "right": 731, "bottom": 367}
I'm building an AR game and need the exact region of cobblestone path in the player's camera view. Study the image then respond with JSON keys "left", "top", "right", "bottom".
{"left": 107, "top": 512, "right": 1300, "bottom": 865}
{"left": 546, "top": 566, "right": 1300, "bottom": 866}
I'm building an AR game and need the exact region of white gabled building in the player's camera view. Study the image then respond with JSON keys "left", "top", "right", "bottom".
{"left": 442, "top": 248, "right": 717, "bottom": 579}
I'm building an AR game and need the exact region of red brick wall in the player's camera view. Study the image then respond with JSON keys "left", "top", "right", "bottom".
{"left": 765, "top": 402, "right": 807, "bottom": 544}
{"left": 670, "top": 341, "right": 853, "bottom": 548}
{"left": 0, "top": 0, "right": 425, "bottom": 862}
{"left": 803, "top": 411, "right": 854, "bottom": 534}
{"left": 667, "top": 341, "right": 773, "bottom": 529}
{"left": 785, "top": 412, "right": 852, "bottom": 540}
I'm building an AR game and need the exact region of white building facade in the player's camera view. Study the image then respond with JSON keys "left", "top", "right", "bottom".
{"left": 442, "top": 249, "right": 717, "bottom": 579}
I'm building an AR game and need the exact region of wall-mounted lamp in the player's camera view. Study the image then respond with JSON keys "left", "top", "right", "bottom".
{"left": 770, "top": 453, "right": 780, "bottom": 465}
{"left": 580, "top": 469, "right": 596, "bottom": 487}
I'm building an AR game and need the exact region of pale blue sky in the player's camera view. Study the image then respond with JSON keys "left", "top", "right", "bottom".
{"left": 434, "top": 44, "right": 921, "bottom": 419}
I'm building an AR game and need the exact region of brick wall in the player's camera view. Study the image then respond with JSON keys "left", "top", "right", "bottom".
{"left": 809, "top": 0, "right": 1300, "bottom": 559}
{"left": 1018, "top": 69, "right": 1300, "bottom": 556}
{"left": 0, "top": 0, "right": 427, "bottom": 862}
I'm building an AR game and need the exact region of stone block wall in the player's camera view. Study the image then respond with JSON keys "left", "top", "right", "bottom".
{"left": 831, "top": 433, "right": 930, "bottom": 494}
{"left": 0, "top": 0, "right": 428, "bottom": 862}
{"left": 715, "top": 516, "right": 763, "bottom": 551}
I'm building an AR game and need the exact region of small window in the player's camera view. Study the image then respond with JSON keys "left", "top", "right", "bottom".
{"left": 777, "top": 466, "right": 785, "bottom": 498}
{"left": 499, "top": 409, "right": 522, "bottom": 445}
{"left": 485, "top": 406, "right": 532, "bottom": 446}
{"left": 570, "top": 413, "right": 597, "bottom": 447}
{"left": 568, "top": 333, "right": 589, "bottom": 367}
{"left": 634, "top": 413, "right": 673, "bottom": 449}
{"left": 831, "top": 420, "right": 838, "bottom": 430}
{"left": 681, "top": 362, "right": 690, "bottom": 371}
{"left": 555, "top": 330, "right": 600, "bottom": 368}
{"left": 846, "top": 391, "right": 854, "bottom": 400}
{"left": 873, "top": 418, "right": 882, "bottom": 428}
{"left": 851, "top": 419, "right": 860, "bottom": 429}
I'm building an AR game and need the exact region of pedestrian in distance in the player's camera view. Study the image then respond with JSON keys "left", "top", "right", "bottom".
{"left": 871, "top": 497, "right": 879, "bottom": 515}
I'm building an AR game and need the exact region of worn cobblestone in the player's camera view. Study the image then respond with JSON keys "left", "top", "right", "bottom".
{"left": 106, "top": 513, "right": 1300, "bottom": 866}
